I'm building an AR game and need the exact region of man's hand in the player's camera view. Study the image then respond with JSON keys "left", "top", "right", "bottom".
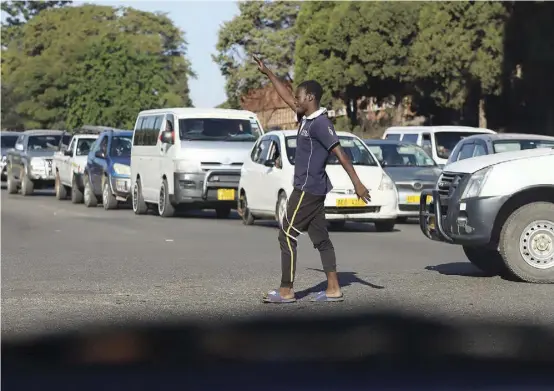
{"left": 253, "top": 55, "right": 268, "bottom": 75}
{"left": 354, "top": 182, "right": 371, "bottom": 204}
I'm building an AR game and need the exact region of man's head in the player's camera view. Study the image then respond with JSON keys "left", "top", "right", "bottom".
{"left": 295, "top": 80, "right": 323, "bottom": 117}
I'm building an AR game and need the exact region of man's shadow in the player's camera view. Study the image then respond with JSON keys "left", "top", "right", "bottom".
{"left": 295, "top": 268, "right": 385, "bottom": 299}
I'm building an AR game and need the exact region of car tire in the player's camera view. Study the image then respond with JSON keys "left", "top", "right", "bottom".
{"left": 20, "top": 169, "right": 34, "bottom": 196}
{"left": 276, "top": 191, "right": 287, "bottom": 228}
{"left": 462, "top": 246, "right": 509, "bottom": 277}
{"left": 238, "top": 191, "right": 255, "bottom": 225}
{"left": 132, "top": 179, "right": 148, "bottom": 215}
{"left": 499, "top": 202, "right": 554, "bottom": 283}
{"left": 374, "top": 220, "right": 396, "bottom": 232}
{"left": 397, "top": 217, "right": 409, "bottom": 224}
{"left": 71, "top": 175, "right": 84, "bottom": 204}
{"left": 55, "top": 172, "right": 67, "bottom": 200}
{"left": 102, "top": 180, "right": 118, "bottom": 210}
{"left": 329, "top": 221, "right": 346, "bottom": 230}
{"left": 158, "top": 178, "right": 175, "bottom": 218}
{"left": 6, "top": 165, "right": 18, "bottom": 194}
{"left": 83, "top": 174, "right": 97, "bottom": 208}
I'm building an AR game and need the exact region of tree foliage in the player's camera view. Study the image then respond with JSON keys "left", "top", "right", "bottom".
{"left": 213, "top": 1, "right": 299, "bottom": 109}
{"left": 1, "top": 4, "right": 194, "bottom": 130}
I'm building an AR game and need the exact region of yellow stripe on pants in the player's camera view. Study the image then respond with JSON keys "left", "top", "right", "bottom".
{"left": 286, "top": 191, "right": 305, "bottom": 283}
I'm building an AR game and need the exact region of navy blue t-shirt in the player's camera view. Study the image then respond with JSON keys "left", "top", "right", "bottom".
{"left": 293, "top": 109, "right": 340, "bottom": 196}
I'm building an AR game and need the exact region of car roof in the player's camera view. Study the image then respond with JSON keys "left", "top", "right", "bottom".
{"left": 137, "top": 107, "right": 258, "bottom": 119}
{"left": 23, "top": 129, "right": 66, "bottom": 135}
{"left": 101, "top": 129, "right": 133, "bottom": 136}
{"left": 363, "top": 139, "right": 411, "bottom": 145}
{"left": 0, "top": 130, "right": 21, "bottom": 136}
{"left": 459, "top": 133, "right": 554, "bottom": 142}
{"left": 266, "top": 129, "right": 359, "bottom": 138}
{"left": 384, "top": 126, "right": 496, "bottom": 134}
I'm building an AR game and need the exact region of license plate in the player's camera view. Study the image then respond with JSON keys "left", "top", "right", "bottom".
{"left": 428, "top": 216, "right": 436, "bottom": 230}
{"left": 217, "top": 188, "right": 235, "bottom": 201}
{"left": 406, "top": 195, "right": 420, "bottom": 204}
{"left": 336, "top": 198, "right": 367, "bottom": 207}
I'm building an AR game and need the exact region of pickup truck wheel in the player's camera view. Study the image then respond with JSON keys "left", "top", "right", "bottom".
{"left": 6, "top": 166, "right": 18, "bottom": 194}
{"left": 132, "top": 179, "right": 148, "bottom": 215}
{"left": 83, "top": 175, "right": 97, "bottom": 208}
{"left": 215, "top": 206, "right": 232, "bottom": 219}
{"left": 55, "top": 172, "right": 67, "bottom": 200}
{"left": 462, "top": 246, "right": 508, "bottom": 277}
{"left": 374, "top": 220, "right": 396, "bottom": 232}
{"left": 158, "top": 179, "right": 175, "bottom": 217}
{"left": 20, "top": 170, "right": 34, "bottom": 196}
{"left": 239, "top": 192, "right": 255, "bottom": 225}
{"left": 102, "top": 181, "right": 118, "bottom": 210}
{"left": 500, "top": 202, "right": 554, "bottom": 283}
{"left": 71, "top": 176, "right": 83, "bottom": 204}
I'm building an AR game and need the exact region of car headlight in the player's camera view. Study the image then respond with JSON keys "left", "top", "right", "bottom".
{"left": 378, "top": 173, "right": 395, "bottom": 191}
{"left": 461, "top": 166, "right": 492, "bottom": 199}
{"left": 113, "top": 163, "right": 130, "bottom": 176}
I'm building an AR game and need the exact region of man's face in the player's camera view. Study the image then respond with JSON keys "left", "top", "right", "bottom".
{"left": 294, "top": 87, "right": 311, "bottom": 116}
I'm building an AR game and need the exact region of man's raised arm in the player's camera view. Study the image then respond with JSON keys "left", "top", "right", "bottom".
{"left": 254, "top": 55, "right": 296, "bottom": 112}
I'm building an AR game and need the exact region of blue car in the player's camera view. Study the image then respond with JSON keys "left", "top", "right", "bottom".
{"left": 83, "top": 129, "right": 133, "bottom": 209}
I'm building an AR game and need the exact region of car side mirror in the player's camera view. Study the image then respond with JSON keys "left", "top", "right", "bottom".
{"left": 264, "top": 159, "right": 275, "bottom": 167}
{"left": 95, "top": 150, "right": 105, "bottom": 159}
{"left": 379, "top": 159, "right": 387, "bottom": 167}
{"left": 160, "top": 130, "right": 174, "bottom": 145}
{"left": 64, "top": 149, "right": 73, "bottom": 157}
{"left": 15, "top": 144, "right": 23, "bottom": 151}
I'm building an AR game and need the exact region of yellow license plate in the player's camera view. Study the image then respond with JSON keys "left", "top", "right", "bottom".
{"left": 217, "top": 188, "right": 235, "bottom": 201}
{"left": 336, "top": 198, "right": 367, "bottom": 207}
{"left": 406, "top": 195, "right": 420, "bottom": 204}
{"left": 428, "top": 216, "right": 436, "bottom": 230}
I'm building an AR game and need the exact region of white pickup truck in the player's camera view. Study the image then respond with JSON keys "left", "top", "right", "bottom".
{"left": 419, "top": 147, "right": 554, "bottom": 283}
{"left": 53, "top": 133, "right": 99, "bottom": 203}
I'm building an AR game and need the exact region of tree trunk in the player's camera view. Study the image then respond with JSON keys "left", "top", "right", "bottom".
{"left": 478, "top": 97, "right": 487, "bottom": 129}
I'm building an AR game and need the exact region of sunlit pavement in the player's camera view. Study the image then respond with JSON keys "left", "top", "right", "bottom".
{"left": 2, "top": 187, "right": 553, "bottom": 339}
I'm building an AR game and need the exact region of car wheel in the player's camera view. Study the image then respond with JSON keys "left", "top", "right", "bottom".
{"left": 71, "top": 175, "right": 84, "bottom": 204}
{"left": 102, "top": 180, "right": 118, "bottom": 210}
{"left": 20, "top": 168, "right": 34, "bottom": 196}
{"left": 499, "top": 202, "right": 554, "bottom": 283}
{"left": 132, "top": 179, "right": 148, "bottom": 215}
{"left": 239, "top": 192, "right": 255, "bottom": 226}
{"left": 374, "top": 220, "right": 396, "bottom": 232}
{"left": 158, "top": 178, "right": 175, "bottom": 217}
{"left": 83, "top": 175, "right": 97, "bottom": 208}
{"left": 462, "top": 246, "right": 509, "bottom": 277}
{"left": 276, "top": 191, "right": 287, "bottom": 228}
{"left": 55, "top": 172, "right": 67, "bottom": 200}
{"left": 329, "top": 221, "right": 346, "bottom": 230}
{"left": 6, "top": 165, "right": 18, "bottom": 194}
{"left": 216, "top": 206, "right": 232, "bottom": 219}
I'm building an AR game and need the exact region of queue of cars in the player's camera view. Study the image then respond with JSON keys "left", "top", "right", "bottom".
{"left": 3, "top": 111, "right": 554, "bottom": 283}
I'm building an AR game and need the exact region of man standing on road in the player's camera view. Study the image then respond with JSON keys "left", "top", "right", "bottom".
{"left": 254, "top": 56, "right": 371, "bottom": 304}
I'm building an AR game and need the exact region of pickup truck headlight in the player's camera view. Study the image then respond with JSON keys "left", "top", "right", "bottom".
{"left": 378, "top": 173, "right": 395, "bottom": 191}
{"left": 461, "top": 166, "right": 492, "bottom": 200}
{"left": 112, "top": 163, "right": 130, "bottom": 176}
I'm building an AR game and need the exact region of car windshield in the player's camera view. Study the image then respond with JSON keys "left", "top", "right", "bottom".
{"left": 110, "top": 136, "right": 132, "bottom": 157}
{"left": 434, "top": 132, "right": 487, "bottom": 159}
{"left": 285, "top": 136, "right": 378, "bottom": 166}
{"left": 27, "top": 135, "right": 69, "bottom": 151}
{"left": 76, "top": 138, "right": 96, "bottom": 156}
{"left": 493, "top": 139, "right": 554, "bottom": 153}
{"left": 366, "top": 143, "right": 436, "bottom": 167}
{"left": 1, "top": 135, "right": 18, "bottom": 148}
{"left": 179, "top": 118, "right": 262, "bottom": 141}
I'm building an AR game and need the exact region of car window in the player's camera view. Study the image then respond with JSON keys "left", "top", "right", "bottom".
{"left": 434, "top": 132, "right": 486, "bottom": 160}
{"left": 402, "top": 134, "right": 418, "bottom": 143}
{"left": 285, "top": 136, "right": 378, "bottom": 166}
{"left": 252, "top": 138, "right": 272, "bottom": 164}
{"left": 457, "top": 143, "right": 476, "bottom": 161}
{"left": 27, "top": 135, "right": 65, "bottom": 151}
{"left": 385, "top": 133, "right": 401, "bottom": 141}
{"left": 76, "top": 138, "right": 96, "bottom": 156}
{"left": 110, "top": 136, "right": 132, "bottom": 157}
{"left": 1, "top": 135, "right": 18, "bottom": 148}
{"left": 179, "top": 118, "right": 261, "bottom": 142}
{"left": 365, "top": 143, "right": 435, "bottom": 167}
{"left": 473, "top": 142, "right": 487, "bottom": 157}
{"left": 493, "top": 139, "right": 554, "bottom": 153}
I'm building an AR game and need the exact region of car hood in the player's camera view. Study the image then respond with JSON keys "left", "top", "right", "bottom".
{"left": 444, "top": 147, "right": 554, "bottom": 174}
{"left": 383, "top": 166, "right": 441, "bottom": 183}
{"left": 326, "top": 165, "right": 384, "bottom": 190}
{"left": 178, "top": 140, "right": 255, "bottom": 164}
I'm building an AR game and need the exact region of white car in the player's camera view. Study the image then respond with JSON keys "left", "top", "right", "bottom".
{"left": 238, "top": 130, "right": 399, "bottom": 231}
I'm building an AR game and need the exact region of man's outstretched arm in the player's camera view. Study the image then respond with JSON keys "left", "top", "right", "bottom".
{"left": 332, "top": 146, "right": 371, "bottom": 203}
{"left": 254, "top": 55, "right": 296, "bottom": 112}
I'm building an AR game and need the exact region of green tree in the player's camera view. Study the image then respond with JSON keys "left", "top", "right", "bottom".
{"left": 213, "top": 1, "right": 299, "bottom": 109}
{"left": 294, "top": 1, "right": 422, "bottom": 125}
{"left": 1, "top": 4, "right": 194, "bottom": 130}
{"left": 411, "top": 2, "right": 508, "bottom": 127}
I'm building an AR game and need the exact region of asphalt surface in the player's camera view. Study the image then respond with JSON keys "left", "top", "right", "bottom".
{"left": 2, "top": 186, "right": 554, "bottom": 340}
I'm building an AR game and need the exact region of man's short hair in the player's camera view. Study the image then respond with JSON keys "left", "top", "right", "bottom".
{"left": 297, "top": 80, "right": 323, "bottom": 103}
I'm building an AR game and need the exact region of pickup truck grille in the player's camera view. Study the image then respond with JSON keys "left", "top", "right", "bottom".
{"left": 437, "top": 172, "right": 460, "bottom": 197}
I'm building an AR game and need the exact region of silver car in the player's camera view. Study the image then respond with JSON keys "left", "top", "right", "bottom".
{"left": 365, "top": 139, "right": 441, "bottom": 221}
{"left": 6, "top": 129, "right": 71, "bottom": 195}
{"left": 1, "top": 131, "right": 20, "bottom": 180}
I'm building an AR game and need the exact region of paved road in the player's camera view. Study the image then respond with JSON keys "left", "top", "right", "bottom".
{"left": 2, "top": 187, "right": 553, "bottom": 339}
